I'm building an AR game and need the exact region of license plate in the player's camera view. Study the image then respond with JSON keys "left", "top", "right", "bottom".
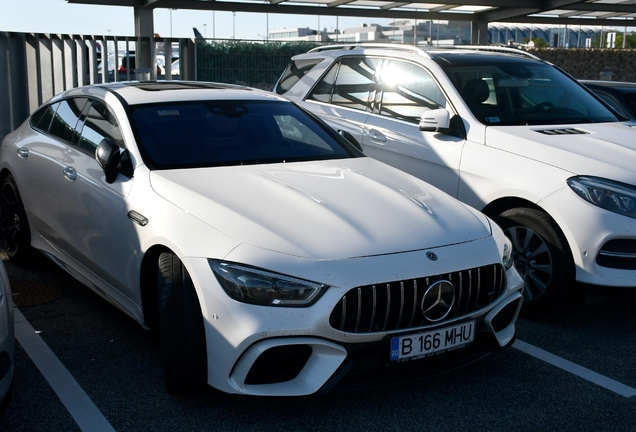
{"left": 390, "top": 321, "right": 475, "bottom": 361}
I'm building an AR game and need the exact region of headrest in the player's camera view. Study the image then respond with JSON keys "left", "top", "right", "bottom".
{"left": 463, "top": 79, "right": 490, "bottom": 104}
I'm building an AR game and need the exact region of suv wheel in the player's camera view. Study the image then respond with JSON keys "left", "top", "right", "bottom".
{"left": 495, "top": 207, "right": 574, "bottom": 316}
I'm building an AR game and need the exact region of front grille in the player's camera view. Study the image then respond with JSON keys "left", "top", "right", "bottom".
{"left": 597, "top": 239, "right": 636, "bottom": 270}
{"left": 329, "top": 264, "right": 506, "bottom": 333}
{"left": 245, "top": 345, "right": 312, "bottom": 385}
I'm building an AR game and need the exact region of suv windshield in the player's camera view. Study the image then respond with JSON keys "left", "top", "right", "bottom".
{"left": 131, "top": 100, "right": 358, "bottom": 169}
{"left": 435, "top": 56, "right": 619, "bottom": 126}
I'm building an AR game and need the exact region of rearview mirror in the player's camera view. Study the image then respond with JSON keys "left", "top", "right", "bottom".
{"left": 419, "top": 109, "right": 451, "bottom": 132}
{"left": 96, "top": 138, "right": 122, "bottom": 184}
{"left": 498, "top": 77, "right": 529, "bottom": 88}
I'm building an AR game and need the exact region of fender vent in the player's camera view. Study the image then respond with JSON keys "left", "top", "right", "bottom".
{"left": 535, "top": 128, "right": 589, "bottom": 135}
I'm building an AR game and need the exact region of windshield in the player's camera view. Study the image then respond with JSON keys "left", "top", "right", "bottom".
{"left": 437, "top": 56, "right": 619, "bottom": 126}
{"left": 131, "top": 100, "right": 359, "bottom": 169}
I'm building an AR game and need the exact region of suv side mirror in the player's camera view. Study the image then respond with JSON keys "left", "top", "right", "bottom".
{"left": 419, "top": 109, "right": 451, "bottom": 132}
{"left": 96, "top": 138, "right": 122, "bottom": 184}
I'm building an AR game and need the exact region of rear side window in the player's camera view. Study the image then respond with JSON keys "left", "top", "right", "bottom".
{"left": 30, "top": 102, "right": 59, "bottom": 133}
{"left": 309, "top": 57, "right": 379, "bottom": 111}
{"left": 275, "top": 59, "right": 322, "bottom": 95}
{"left": 49, "top": 98, "right": 89, "bottom": 143}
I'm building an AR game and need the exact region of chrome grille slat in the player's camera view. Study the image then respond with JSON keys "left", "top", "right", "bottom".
{"left": 490, "top": 265, "right": 497, "bottom": 303}
{"left": 354, "top": 287, "right": 362, "bottom": 332}
{"left": 408, "top": 280, "right": 417, "bottom": 327}
{"left": 464, "top": 269, "right": 472, "bottom": 316}
{"left": 473, "top": 268, "right": 481, "bottom": 311}
{"left": 368, "top": 285, "right": 377, "bottom": 332}
{"left": 382, "top": 284, "right": 391, "bottom": 331}
{"left": 396, "top": 282, "right": 405, "bottom": 329}
{"left": 340, "top": 296, "right": 346, "bottom": 330}
{"left": 330, "top": 264, "right": 506, "bottom": 333}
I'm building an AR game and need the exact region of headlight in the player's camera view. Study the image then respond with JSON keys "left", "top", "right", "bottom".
{"left": 502, "top": 235, "right": 513, "bottom": 270}
{"left": 209, "top": 260, "right": 328, "bottom": 307}
{"left": 568, "top": 176, "right": 636, "bottom": 219}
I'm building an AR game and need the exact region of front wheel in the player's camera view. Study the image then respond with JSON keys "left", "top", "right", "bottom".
{"left": 0, "top": 174, "right": 32, "bottom": 264}
{"left": 495, "top": 207, "right": 574, "bottom": 316}
{"left": 157, "top": 252, "right": 207, "bottom": 394}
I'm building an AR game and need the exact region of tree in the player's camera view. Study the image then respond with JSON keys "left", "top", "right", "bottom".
{"left": 615, "top": 32, "right": 636, "bottom": 48}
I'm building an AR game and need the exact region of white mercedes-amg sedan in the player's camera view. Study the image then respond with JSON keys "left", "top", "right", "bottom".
{"left": 0, "top": 81, "right": 522, "bottom": 396}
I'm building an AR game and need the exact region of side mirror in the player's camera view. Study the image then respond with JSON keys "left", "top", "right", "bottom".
{"left": 419, "top": 109, "right": 451, "bottom": 132}
{"left": 338, "top": 130, "right": 363, "bottom": 152}
{"left": 96, "top": 138, "right": 122, "bottom": 184}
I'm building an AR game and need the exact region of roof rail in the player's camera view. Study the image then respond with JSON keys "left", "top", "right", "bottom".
{"left": 308, "top": 43, "right": 432, "bottom": 58}
{"left": 307, "top": 43, "right": 541, "bottom": 60}
{"left": 453, "top": 45, "right": 541, "bottom": 60}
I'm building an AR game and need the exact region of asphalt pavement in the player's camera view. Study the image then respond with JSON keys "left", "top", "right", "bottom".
{"left": 1, "top": 251, "right": 635, "bottom": 432}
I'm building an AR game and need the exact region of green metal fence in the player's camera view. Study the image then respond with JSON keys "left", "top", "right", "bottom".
{"left": 196, "top": 40, "right": 321, "bottom": 90}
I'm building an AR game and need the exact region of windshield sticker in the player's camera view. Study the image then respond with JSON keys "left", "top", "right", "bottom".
{"left": 157, "top": 109, "right": 180, "bottom": 116}
{"left": 485, "top": 117, "right": 501, "bottom": 123}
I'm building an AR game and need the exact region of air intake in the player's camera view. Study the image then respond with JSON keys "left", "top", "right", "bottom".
{"left": 535, "top": 128, "right": 589, "bottom": 135}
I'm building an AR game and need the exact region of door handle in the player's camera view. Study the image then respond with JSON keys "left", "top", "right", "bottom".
{"left": 63, "top": 166, "right": 77, "bottom": 181}
{"left": 17, "top": 147, "right": 29, "bottom": 158}
{"left": 368, "top": 129, "right": 387, "bottom": 143}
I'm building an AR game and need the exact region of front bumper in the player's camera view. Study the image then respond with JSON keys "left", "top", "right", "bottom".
{"left": 228, "top": 291, "right": 522, "bottom": 396}
{"left": 185, "top": 236, "right": 524, "bottom": 396}
{"left": 541, "top": 187, "right": 636, "bottom": 287}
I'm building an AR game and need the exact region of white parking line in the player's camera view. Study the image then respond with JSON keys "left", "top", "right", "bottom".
{"left": 14, "top": 308, "right": 116, "bottom": 432}
{"left": 514, "top": 339, "right": 636, "bottom": 398}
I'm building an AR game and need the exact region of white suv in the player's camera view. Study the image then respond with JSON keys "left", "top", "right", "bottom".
{"left": 275, "top": 44, "right": 636, "bottom": 314}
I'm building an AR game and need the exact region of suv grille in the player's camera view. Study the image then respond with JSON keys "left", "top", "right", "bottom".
{"left": 329, "top": 264, "right": 506, "bottom": 333}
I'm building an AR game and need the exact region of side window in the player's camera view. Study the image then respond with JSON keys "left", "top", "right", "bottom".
{"left": 77, "top": 100, "right": 124, "bottom": 155}
{"left": 308, "top": 64, "right": 338, "bottom": 103}
{"left": 49, "top": 98, "right": 88, "bottom": 143}
{"left": 309, "top": 57, "right": 378, "bottom": 111}
{"left": 30, "top": 102, "right": 60, "bottom": 133}
{"left": 593, "top": 92, "right": 628, "bottom": 118}
{"left": 276, "top": 59, "right": 322, "bottom": 95}
{"left": 331, "top": 57, "right": 378, "bottom": 111}
{"left": 379, "top": 60, "right": 447, "bottom": 123}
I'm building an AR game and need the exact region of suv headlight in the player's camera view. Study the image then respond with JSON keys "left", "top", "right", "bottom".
{"left": 568, "top": 176, "right": 636, "bottom": 219}
{"left": 209, "top": 260, "right": 328, "bottom": 307}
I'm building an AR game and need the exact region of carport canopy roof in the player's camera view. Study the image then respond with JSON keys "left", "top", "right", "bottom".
{"left": 67, "top": 0, "right": 636, "bottom": 27}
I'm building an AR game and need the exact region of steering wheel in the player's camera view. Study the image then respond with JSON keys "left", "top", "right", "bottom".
{"left": 534, "top": 102, "right": 554, "bottom": 112}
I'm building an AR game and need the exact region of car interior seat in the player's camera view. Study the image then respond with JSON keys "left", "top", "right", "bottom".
{"left": 462, "top": 79, "right": 500, "bottom": 120}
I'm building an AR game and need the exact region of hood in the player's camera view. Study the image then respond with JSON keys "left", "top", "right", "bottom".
{"left": 149, "top": 158, "right": 491, "bottom": 260}
{"left": 486, "top": 122, "right": 636, "bottom": 183}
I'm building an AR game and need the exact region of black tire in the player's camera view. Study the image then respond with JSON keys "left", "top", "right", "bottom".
{"left": 157, "top": 252, "right": 207, "bottom": 395}
{"left": 0, "top": 174, "right": 31, "bottom": 264}
{"left": 495, "top": 207, "right": 574, "bottom": 316}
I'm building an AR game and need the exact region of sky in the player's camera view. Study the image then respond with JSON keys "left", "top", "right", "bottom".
{"left": 0, "top": 0, "right": 393, "bottom": 40}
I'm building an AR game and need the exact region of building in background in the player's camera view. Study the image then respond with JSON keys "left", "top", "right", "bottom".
{"left": 269, "top": 21, "right": 608, "bottom": 48}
